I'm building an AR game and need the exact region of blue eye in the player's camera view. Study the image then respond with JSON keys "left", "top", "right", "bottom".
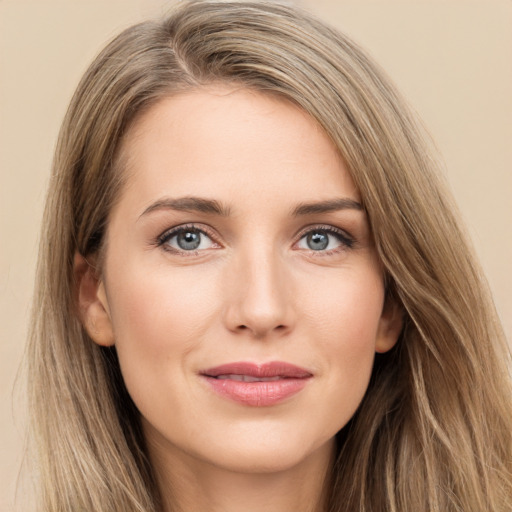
{"left": 160, "top": 227, "right": 215, "bottom": 252}
{"left": 297, "top": 228, "right": 352, "bottom": 252}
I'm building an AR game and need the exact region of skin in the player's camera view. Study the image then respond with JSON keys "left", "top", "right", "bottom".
{"left": 77, "top": 86, "right": 402, "bottom": 512}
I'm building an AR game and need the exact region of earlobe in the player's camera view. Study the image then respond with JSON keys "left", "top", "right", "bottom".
{"left": 74, "top": 252, "right": 115, "bottom": 347}
{"left": 375, "top": 297, "right": 403, "bottom": 354}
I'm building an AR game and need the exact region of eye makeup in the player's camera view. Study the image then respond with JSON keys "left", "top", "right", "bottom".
{"left": 153, "top": 221, "right": 356, "bottom": 259}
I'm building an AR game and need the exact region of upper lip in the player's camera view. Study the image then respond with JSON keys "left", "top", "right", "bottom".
{"left": 201, "top": 361, "right": 312, "bottom": 379}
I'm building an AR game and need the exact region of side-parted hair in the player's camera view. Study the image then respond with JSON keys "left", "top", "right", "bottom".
{"left": 26, "top": 1, "right": 512, "bottom": 511}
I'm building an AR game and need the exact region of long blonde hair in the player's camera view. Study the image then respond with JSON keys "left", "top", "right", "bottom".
{"left": 26, "top": 1, "right": 512, "bottom": 510}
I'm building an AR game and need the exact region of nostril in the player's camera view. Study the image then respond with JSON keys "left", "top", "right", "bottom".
{"left": 235, "top": 323, "right": 287, "bottom": 336}
{"left": 238, "top": 324, "right": 285, "bottom": 329}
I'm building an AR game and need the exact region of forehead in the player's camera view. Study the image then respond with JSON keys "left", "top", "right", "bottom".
{"left": 115, "top": 86, "right": 359, "bottom": 216}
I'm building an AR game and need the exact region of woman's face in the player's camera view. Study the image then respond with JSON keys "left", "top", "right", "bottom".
{"left": 83, "top": 86, "right": 401, "bottom": 475}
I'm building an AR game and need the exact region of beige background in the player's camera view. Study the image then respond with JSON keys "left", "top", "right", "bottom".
{"left": 1, "top": 0, "right": 511, "bottom": 509}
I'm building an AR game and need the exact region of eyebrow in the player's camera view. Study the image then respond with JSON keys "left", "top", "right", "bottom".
{"left": 140, "top": 196, "right": 232, "bottom": 218}
{"left": 291, "top": 198, "right": 363, "bottom": 216}
{"left": 139, "top": 196, "right": 363, "bottom": 219}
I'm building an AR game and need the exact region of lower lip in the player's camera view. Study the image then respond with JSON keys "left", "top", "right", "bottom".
{"left": 203, "top": 376, "right": 310, "bottom": 406}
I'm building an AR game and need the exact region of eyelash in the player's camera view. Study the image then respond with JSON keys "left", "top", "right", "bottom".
{"left": 295, "top": 224, "right": 355, "bottom": 255}
{"left": 156, "top": 224, "right": 218, "bottom": 255}
{"left": 156, "top": 223, "right": 355, "bottom": 256}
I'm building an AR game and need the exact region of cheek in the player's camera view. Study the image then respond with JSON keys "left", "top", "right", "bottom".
{"left": 301, "top": 267, "right": 384, "bottom": 419}
{"left": 303, "top": 264, "right": 384, "bottom": 350}
{"left": 109, "top": 263, "right": 218, "bottom": 347}
{"left": 104, "top": 263, "right": 220, "bottom": 402}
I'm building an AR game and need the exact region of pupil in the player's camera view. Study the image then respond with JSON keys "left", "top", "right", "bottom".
{"left": 178, "top": 230, "right": 201, "bottom": 250}
{"left": 308, "top": 231, "right": 328, "bottom": 250}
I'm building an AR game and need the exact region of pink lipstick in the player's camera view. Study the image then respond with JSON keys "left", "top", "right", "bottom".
{"left": 201, "top": 361, "right": 312, "bottom": 406}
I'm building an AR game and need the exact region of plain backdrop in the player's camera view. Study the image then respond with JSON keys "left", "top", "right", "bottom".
{"left": 1, "top": 0, "right": 511, "bottom": 509}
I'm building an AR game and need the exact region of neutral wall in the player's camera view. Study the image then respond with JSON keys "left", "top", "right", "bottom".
{"left": 1, "top": 0, "right": 510, "bottom": 509}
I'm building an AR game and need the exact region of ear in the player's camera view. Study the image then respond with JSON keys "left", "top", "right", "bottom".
{"left": 375, "top": 295, "right": 403, "bottom": 354}
{"left": 74, "top": 252, "right": 115, "bottom": 347}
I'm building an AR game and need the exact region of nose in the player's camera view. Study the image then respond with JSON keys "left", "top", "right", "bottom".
{"left": 222, "top": 247, "right": 295, "bottom": 339}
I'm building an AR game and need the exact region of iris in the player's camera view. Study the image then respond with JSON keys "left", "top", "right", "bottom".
{"left": 177, "top": 229, "right": 202, "bottom": 250}
{"left": 306, "top": 231, "right": 329, "bottom": 251}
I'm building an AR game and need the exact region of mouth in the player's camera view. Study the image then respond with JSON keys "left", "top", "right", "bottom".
{"left": 200, "top": 361, "right": 312, "bottom": 407}
{"left": 215, "top": 374, "right": 285, "bottom": 382}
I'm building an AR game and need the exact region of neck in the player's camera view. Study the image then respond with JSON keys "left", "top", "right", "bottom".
{"left": 148, "top": 437, "right": 335, "bottom": 512}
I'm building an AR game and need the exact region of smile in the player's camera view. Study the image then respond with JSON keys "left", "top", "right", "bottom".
{"left": 201, "top": 361, "right": 312, "bottom": 407}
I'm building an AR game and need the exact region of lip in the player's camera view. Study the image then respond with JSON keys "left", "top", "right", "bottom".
{"left": 200, "top": 361, "right": 312, "bottom": 407}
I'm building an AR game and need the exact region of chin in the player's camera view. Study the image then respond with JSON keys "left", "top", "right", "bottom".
{"left": 199, "top": 429, "right": 335, "bottom": 475}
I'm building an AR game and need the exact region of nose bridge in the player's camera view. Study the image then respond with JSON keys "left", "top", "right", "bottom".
{"left": 224, "top": 238, "right": 294, "bottom": 338}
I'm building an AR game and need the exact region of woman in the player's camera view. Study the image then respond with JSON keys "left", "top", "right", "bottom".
{"left": 26, "top": 1, "right": 512, "bottom": 511}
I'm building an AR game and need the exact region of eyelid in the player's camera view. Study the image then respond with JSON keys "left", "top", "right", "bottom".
{"left": 294, "top": 224, "right": 355, "bottom": 253}
{"left": 157, "top": 223, "right": 222, "bottom": 254}
{"left": 154, "top": 222, "right": 355, "bottom": 256}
